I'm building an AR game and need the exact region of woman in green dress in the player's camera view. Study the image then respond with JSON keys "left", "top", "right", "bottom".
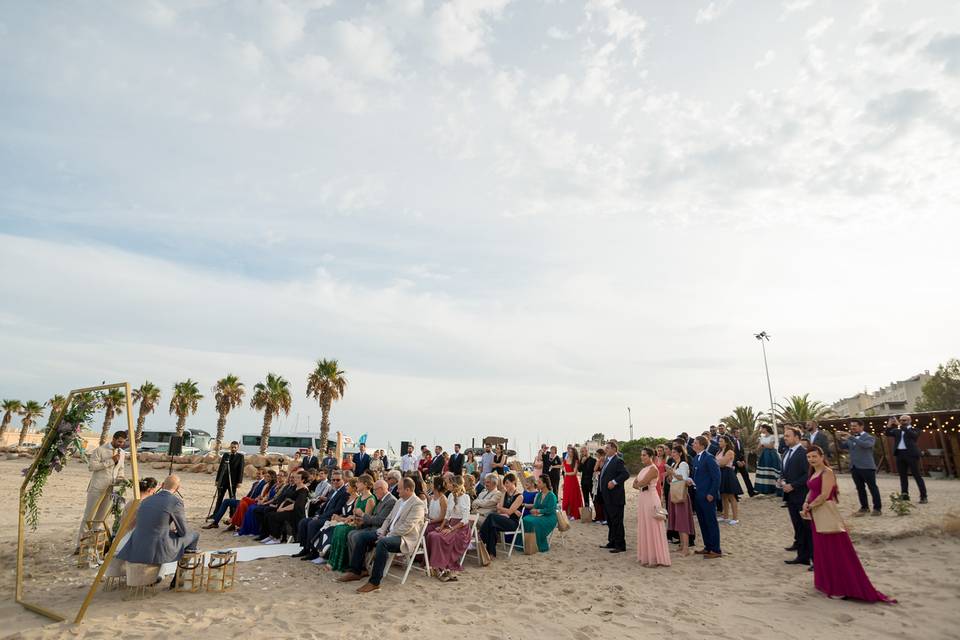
{"left": 327, "top": 475, "right": 378, "bottom": 571}
{"left": 521, "top": 475, "right": 558, "bottom": 552}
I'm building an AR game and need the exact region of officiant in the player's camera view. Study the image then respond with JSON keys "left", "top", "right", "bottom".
{"left": 210, "top": 440, "right": 245, "bottom": 521}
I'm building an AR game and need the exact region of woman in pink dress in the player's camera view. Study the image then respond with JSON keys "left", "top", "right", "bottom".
{"left": 561, "top": 446, "right": 583, "bottom": 519}
{"left": 633, "top": 448, "right": 671, "bottom": 568}
{"left": 653, "top": 445, "right": 668, "bottom": 500}
{"left": 803, "top": 446, "right": 895, "bottom": 603}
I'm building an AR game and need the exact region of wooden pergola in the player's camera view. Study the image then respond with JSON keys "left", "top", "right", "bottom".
{"left": 813, "top": 410, "right": 959, "bottom": 478}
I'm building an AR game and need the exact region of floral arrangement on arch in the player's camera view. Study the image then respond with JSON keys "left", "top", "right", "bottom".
{"left": 22, "top": 392, "right": 101, "bottom": 530}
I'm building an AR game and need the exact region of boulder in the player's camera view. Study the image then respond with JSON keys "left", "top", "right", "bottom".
{"left": 151, "top": 463, "right": 169, "bottom": 470}
{"left": 243, "top": 464, "right": 258, "bottom": 479}
{"left": 247, "top": 454, "right": 267, "bottom": 468}
{"left": 189, "top": 463, "right": 206, "bottom": 473}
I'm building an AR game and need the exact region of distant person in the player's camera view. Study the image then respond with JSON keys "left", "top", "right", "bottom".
{"left": 480, "top": 444, "right": 495, "bottom": 476}
{"left": 579, "top": 446, "right": 595, "bottom": 511}
{"left": 321, "top": 449, "right": 338, "bottom": 475}
{"left": 780, "top": 427, "right": 812, "bottom": 567}
{"left": 664, "top": 445, "right": 694, "bottom": 557}
{"left": 301, "top": 446, "right": 320, "bottom": 472}
{"left": 754, "top": 425, "right": 782, "bottom": 495}
{"left": 369, "top": 450, "right": 384, "bottom": 478}
{"left": 729, "top": 427, "right": 756, "bottom": 497}
{"left": 352, "top": 443, "right": 371, "bottom": 477}
{"left": 75, "top": 430, "right": 127, "bottom": 552}
{"left": 716, "top": 436, "right": 742, "bottom": 525}
{"left": 634, "top": 447, "right": 671, "bottom": 567}
{"left": 805, "top": 420, "right": 831, "bottom": 461}
{"left": 885, "top": 415, "right": 928, "bottom": 504}
{"left": 547, "top": 446, "right": 562, "bottom": 497}
{"left": 493, "top": 444, "right": 507, "bottom": 473}
{"left": 209, "top": 440, "right": 244, "bottom": 523}
{"left": 448, "top": 443, "right": 465, "bottom": 475}
{"left": 400, "top": 445, "right": 417, "bottom": 473}
{"left": 116, "top": 475, "right": 199, "bottom": 565}
{"left": 429, "top": 445, "right": 445, "bottom": 476}
{"left": 839, "top": 419, "right": 882, "bottom": 516}
{"left": 561, "top": 445, "right": 583, "bottom": 519}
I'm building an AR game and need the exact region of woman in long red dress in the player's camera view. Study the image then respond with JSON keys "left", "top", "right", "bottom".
{"left": 561, "top": 445, "right": 583, "bottom": 519}
{"left": 803, "top": 446, "right": 895, "bottom": 603}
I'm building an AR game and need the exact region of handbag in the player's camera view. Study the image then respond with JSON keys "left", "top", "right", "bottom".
{"left": 810, "top": 499, "right": 845, "bottom": 533}
{"left": 669, "top": 480, "right": 687, "bottom": 504}
{"left": 580, "top": 505, "right": 593, "bottom": 523}
{"left": 477, "top": 538, "right": 492, "bottom": 566}
{"left": 556, "top": 509, "right": 570, "bottom": 532}
{"left": 653, "top": 505, "right": 668, "bottom": 521}
{"left": 523, "top": 531, "right": 539, "bottom": 555}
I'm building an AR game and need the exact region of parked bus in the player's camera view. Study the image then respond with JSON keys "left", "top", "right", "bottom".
{"left": 139, "top": 428, "right": 212, "bottom": 455}
{"left": 240, "top": 434, "right": 358, "bottom": 458}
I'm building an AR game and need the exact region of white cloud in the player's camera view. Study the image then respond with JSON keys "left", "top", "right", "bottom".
{"left": 754, "top": 49, "right": 776, "bottom": 69}
{"left": 427, "top": 0, "right": 512, "bottom": 65}
{"left": 805, "top": 16, "right": 835, "bottom": 41}
{"left": 334, "top": 21, "right": 400, "bottom": 81}
{"left": 696, "top": 1, "right": 732, "bottom": 25}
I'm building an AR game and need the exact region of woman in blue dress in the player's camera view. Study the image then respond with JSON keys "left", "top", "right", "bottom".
{"left": 754, "top": 425, "right": 783, "bottom": 495}
{"left": 237, "top": 471, "right": 287, "bottom": 536}
{"left": 521, "top": 475, "right": 558, "bottom": 552}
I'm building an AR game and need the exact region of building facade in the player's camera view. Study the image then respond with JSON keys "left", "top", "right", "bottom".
{"left": 831, "top": 371, "right": 931, "bottom": 417}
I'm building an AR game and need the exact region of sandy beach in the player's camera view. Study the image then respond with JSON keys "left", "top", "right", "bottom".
{"left": 2, "top": 457, "right": 959, "bottom": 640}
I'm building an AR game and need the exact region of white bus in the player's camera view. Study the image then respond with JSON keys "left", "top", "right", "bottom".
{"left": 240, "top": 434, "right": 358, "bottom": 459}
{"left": 139, "top": 428, "right": 212, "bottom": 455}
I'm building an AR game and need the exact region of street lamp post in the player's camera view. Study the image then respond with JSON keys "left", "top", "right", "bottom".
{"left": 754, "top": 331, "right": 779, "bottom": 442}
{"left": 627, "top": 407, "right": 633, "bottom": 441}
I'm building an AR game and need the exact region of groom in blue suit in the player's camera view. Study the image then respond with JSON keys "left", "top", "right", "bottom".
{"left": 690, "top": 435, "right": 722, "bottom": 558}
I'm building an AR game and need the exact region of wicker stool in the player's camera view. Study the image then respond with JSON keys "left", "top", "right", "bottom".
{"left": 77, "top": 522, "right": 108, "bottom": 568}
{"left": 174, "top": 552, "right": 205, "bottom": 592}
{"left": 206, "top": 551, "right": 237, "bottom": 593}
{"left": 124, "top": 563, "right": 160, "bottom": 600}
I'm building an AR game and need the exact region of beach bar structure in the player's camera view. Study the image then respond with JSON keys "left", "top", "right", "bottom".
{"left": 815, "top": 409, "right": 960, "bottom": 479}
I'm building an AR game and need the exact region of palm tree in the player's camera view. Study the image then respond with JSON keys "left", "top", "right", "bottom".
{"left": 98, "top": 388, "right": 126, "bottom": 445}
{"left": 775, "top": 394, "right": 834, "bottom": 424}
{"left": 169, "top": 379, "right": 203, "bottom": 438}
{"left": 721, "top": 405, "right": 762, "bottom": 453}
{"left": 1, "top": 399, "right": 22, "bottom": 440}
{"left": 131, "top": 381, "right": 162, "bottom": 444}
{"left": 251, "top": 373, "right": 292, "bottom": 455}
{"left": 305, "top": 359, "right": 347, "bottom": 450}
{"left": 46, "top": 394, "right": 68, "bottom": 430}
{"left": 18, "top": 401, "right": 45, "bottom": 445}
{"left": 212, "top": 374, "right": 245, "bottom": 453}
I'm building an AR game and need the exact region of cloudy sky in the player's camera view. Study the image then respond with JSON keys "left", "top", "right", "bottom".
{"left": 2, "top": 0, "right": 959, "bottom": 456}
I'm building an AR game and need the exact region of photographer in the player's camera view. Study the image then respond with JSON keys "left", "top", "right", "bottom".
{"left": 838, "top": 420, "right": 881, "bottom": 516}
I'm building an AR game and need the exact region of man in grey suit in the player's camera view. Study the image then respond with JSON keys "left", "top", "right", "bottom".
{"left": 116, "top": 475, "right": 199, "bottom": 565}
{"left": 838, "top": 419, "right": 882, "bottom": 516}
{"left": 346, "top": 479, "right": 397, "bottom": 558}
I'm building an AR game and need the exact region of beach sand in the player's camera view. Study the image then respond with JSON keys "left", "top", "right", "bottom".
{"left": 2, "top": 457, "right": 959, "bottom": 640}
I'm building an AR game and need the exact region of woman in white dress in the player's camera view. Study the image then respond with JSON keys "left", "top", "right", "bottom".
{"left": 754, "top": 425, "right": 782, "bottom": 495}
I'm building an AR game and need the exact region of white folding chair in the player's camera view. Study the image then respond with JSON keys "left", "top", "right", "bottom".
{"left": 458, "top": 514, "right": 482, "bottom": 567}
{"left": 377, "top": 523, "right": 430, "bottom": 585}
{"left": 499, "top": 516, "right": 524, "bottom": 558}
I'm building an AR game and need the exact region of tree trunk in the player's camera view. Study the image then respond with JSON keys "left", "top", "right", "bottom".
{"left": 175, "top": 413, "right": 186, "bottom": 437}
{"left": 100, "top": 407, "right": 115, "bottom": 445}
{"left": 135, "top": 410, "right": 147, "bottom": 444}
{"left": 260, "top": 412, "right": 274, "bottom": 455}
{"left": 0, "top": 413, "right": 10, "bottom": 439}
{"left": 318, "top": 396, "right": 331, "bottom": 451}
{"left": 18, "top": 419, "right": 32, "bottom": 446}
{"left": 214, "top": 409, "right": 227, "bottom": 453}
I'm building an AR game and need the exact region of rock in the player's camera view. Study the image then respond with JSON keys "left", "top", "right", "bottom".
{"left": 188, "top": 463, "right": 206, "bottom": 473}
{"left": 944, "top": 511, "right": 960, "bottom": 537}
{"left": 151, "top": 463, "right": 169, "bottom": 470}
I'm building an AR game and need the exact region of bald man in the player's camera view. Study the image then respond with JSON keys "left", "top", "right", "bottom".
{"left": 345, "top": 479, "right": 397, "bottom": 558}
{"left": 116, "top": 475, "right": 199, "bottom": 565}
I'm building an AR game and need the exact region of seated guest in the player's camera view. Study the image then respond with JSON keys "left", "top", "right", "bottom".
{"left": 106, "top": 477, "right": 159, "bottom": 580}
{"left": 116, "top": 475, "right": 199, "bottom": 566}
{"left": 323, "top": 475, "right": 379, "bottom": 570}
{"left": 426, "top": 475, "right": 473, "bottom": 581}
{"left": 522, "top": 475, "right": 558, "bottom": 552}
{"left": 307, "top": 469, "right": 332, "bottom": 518}
{"left": 471, "top": 473, "right": 503, "bottom": 526}
{"left": 226, "top": 469, "right": 274, "bottom": 531}
{"left": 409, "top": 472, "right": 427, "bottom": 500}
{"left": 241, "top": 471, "right": 292, "bottom": 537}
{"left": 385, "top": 470, "right": 402, "bottom": 499}
{"left": 291, "top": 471, "right": 348, "bottom": 561}
{"left": 346, "top": 479, "right": 397, "bottom": 560}
{"left": 261, "top": 469, "right": 311, "bottom": 544}
{"left": 479, "top": 472, "right": 523, "bottom": 560}
{"left": 520, "top": 475, "right": 538, "bottom": 516}
{"left": 205, "top": 471, "right": 265, "bottom": 530}
{"left": 425, "top": 476, "right": 448, "bottom": 534}
{"left": 337, "top": 477, "right": 427, "bottom": 593}
{"left": 312, "top": 477, "right": 359, "bottom": 563}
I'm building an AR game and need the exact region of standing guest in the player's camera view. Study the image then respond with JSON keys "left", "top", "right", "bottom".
{"left": 205, "top": 468, "right": 266, "bottom": 529}
{"left": 426, "top": 475, "right": 473, "bottom": 581}
{"left": 754, "top": 425, "right": 782, "bottom": 495}
{"left": 664, "top": 445, "right": 694, "bottom": 557}
{"left": 75, "top": 430, "right": 127, "bottom": 552}
{"left": 533, "top": 444, "right": 547, "bottom": 479}
{"left": 262, "top": 469, "right": 310, "bottom": 544}
{"left": 429, "top": 445, "right": 446, "bottom": 476}
{"left": 291, "top": 471, "right": 347, "bottom": 561}
{"left": 368, "top": 450, "right": 384, "bottom": 479}
{"left": 592, "top": 449, "right": 606, "bottom": 524}
{"left": 352, "top": 444, "right": 371, "bottom": 477}
{"left": 301, "top": 447, "right": 320, "bottom": 472}
{"left": 729, "top": 427, "right": 757, "bottom": 497}
{"left": 338, "top": 477, "right": 426, "bottom": 594}
{"left": 340, "top": 453, "right": 355, "bottom": 474}
{"left": 418, "top": 450, "right": 433, "bottom": 476}
{"left": 493, "top": 444, "right": 507, "bottom": 474}
{"left": 598, "top": 441, "right": 629, "bottom": 553}
{"left": 781, "top": 427, "right": 812, "bottom": 567}
{"left": 116, "top": 475, "right": 198, "bottom": 566}
{"left": 547, "top": 446, "right": 562, "bottom": 498}
{"left": 839, "top": 420, "right": 882, "bottom": 516}
{"left": 290, "top": 452, "right": 303, "bottom": 472}
{"left": 210, "top": 441, "right": 245, "bottom": 523}
{"left": 885, "top": 414, "right": 928, "bottom": 503}
{"left": 324, "top": 475, "right": 378, "bottom": 569}
{"left": 229, "top": 469, "right": 276, "bottom": 532}
{"left": 465, "top": 450, "right": 477, "bottom": 476}
{"left": 579, "top": 446, "right": 595, "bottom": 511}
{"left": 805, "top": 420, "right": 832, "bottom": 461}
{"left": 321, "top": 449, "right": 338, "bottom": 475}
{"left": 448, "top": 444, "right": 465, "bottom": 475}
{"left": 716, "top": 436, "right": 742, "bottom": 525}
{"left": 480, "top": 444, "right": 496, "bottom": 477}
{"left": 633, "top": 448, "right": 671, "bottom": 568}
{"left": 561, "top": 445, "right": 583, "bottom": 519}
{"left": 522, "top": 475, "right": 558, "bottom": 552}
{"left": 689, "top": 436, "right": 722, "bottom": 559}
{"left": 478, "top": 472, "right": 523, "bottom": 560}
{"left": 400, "top": 445, "right": 417, "bottom": 473}
{"left": 803, "top": 446, "right": 895, "bottom": 602}
{"left": 653, "top": 445, "right": 668, "bottom": 500}
{"left": 472, "top": 473, "right": 503, "bottom": 526}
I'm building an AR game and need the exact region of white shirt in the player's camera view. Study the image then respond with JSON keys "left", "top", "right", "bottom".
{"left": 671, "top": 461, "right": 690, "bottom": 482}
{"left": 480, "top": 452, "right": 495, "bottom": 474}
{"left": 898, "top": 430, "right": 907, "bottom": 450}
{"left": 445, "top": 492, "right": 471, "bottom": 521}
{"left": 388, "top": 497, "right": 408, "bottom": 533}
{"left": 760, "top": 434, "right": 776, "bottom": 447}
{"left": 782, "top": 443, "right": 803, "bottom": 467}
{"left": 400, "top": 454, "right": 417, "bottom": 472}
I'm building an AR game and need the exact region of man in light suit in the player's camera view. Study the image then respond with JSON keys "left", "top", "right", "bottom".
{"left": 346, "top": 479, "right": 397, "bottom": 558}
{"left": 75, "top": 430, "right": 127, "bottom": 551}
{"left": 116, "top": 475, "right": 199, "bottom": 565}
{"left": 885, "top": 414, "right": 928, "bottom": 503}
{"left": 598, "top": 440, "right": 629, "bottom": 553}
{"left": 690, "top": 435, "right": 722, "bottom": 558}
{"left": 353, "top": 443, "right": 371, "bottom": 477}
{"left": 338, "top": 477, "right": 426, "bottom": 593}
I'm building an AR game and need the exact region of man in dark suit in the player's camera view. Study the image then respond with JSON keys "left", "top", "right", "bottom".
{"left": 210, "top": 441, "right": 244, "bottom": 520}
{"left": 352, "top": 444, "right": 371, "bottom": 477}
{"left": 729, "top": 427, "right": 757, "bottom": 497}
{"left": 428, "top": 445, "right": 445, "bottom": 476}
{"left": 690, "top": 435, "right": 722, "bottom": 558}
{"left": 598, "top": 441, "right": 629, "bottom": 553}
{"left": 292, "top": 471, "right": 347, "bottom": 561}
{"left": 885, "top": 414, "right": 928, "bottom": 503}
{"left": 780, "top": 426, "right": 812, "bottom": 566}
{"left": 301, "top": 446, "right": 320, "bottom": 472}
{"left": 805, "top": 420, "right": 832, "bottom": 461}
{"left": 448, "top": 443, "right": 465, "bottom": 475}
